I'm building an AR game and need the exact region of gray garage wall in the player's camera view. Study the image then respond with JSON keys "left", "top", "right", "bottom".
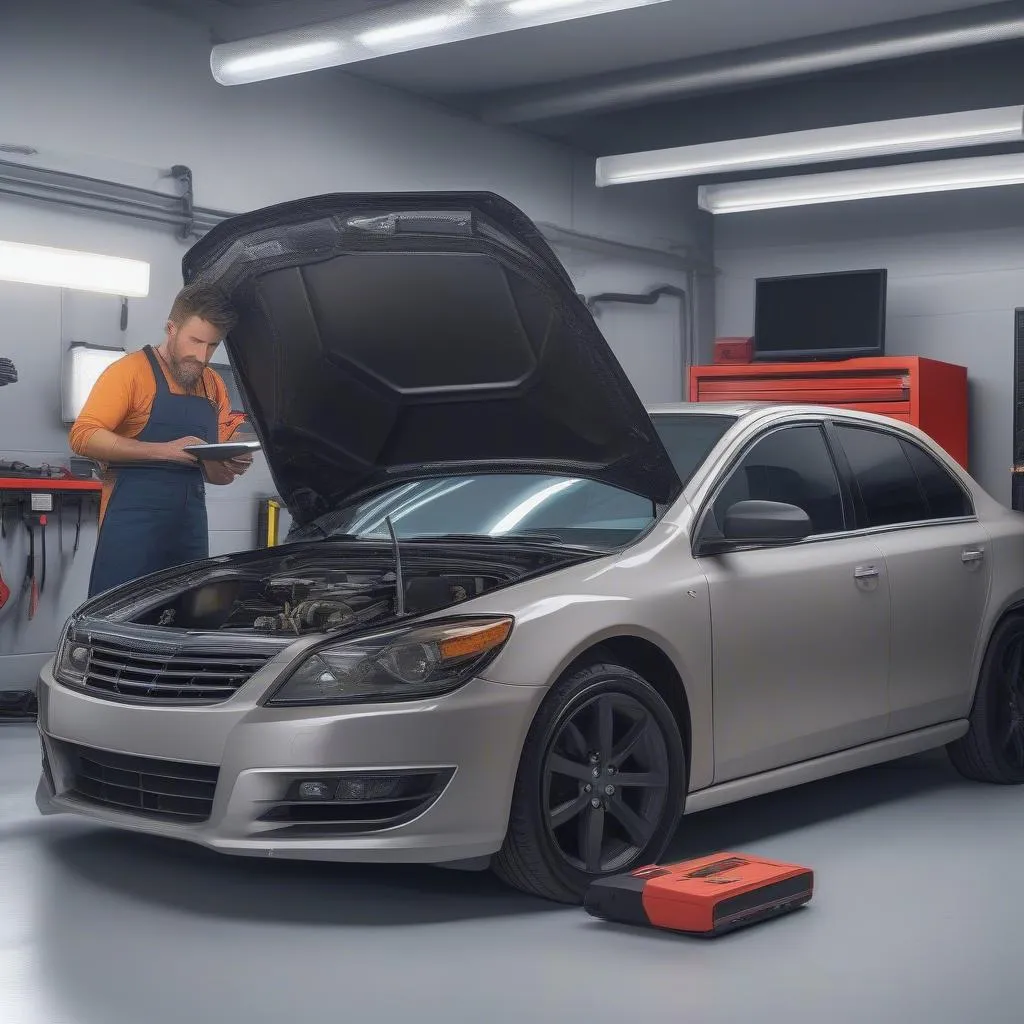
{"left": 713, "top": 186, "right": 1024, "bottom": 506}
{"left": 0, "top": 0, "right": 709, "bottom": 690}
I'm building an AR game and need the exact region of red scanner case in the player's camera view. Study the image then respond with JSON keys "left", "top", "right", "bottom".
{"left": 584, "top": 852, "right": 813, "bottom": 936}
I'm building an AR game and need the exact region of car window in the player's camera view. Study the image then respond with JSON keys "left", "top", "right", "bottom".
{"left": 900, "top": 440, "right": 973, "bottom": 519}
{"left": 650, "top": 414, "right": 736, "bottom": 485}
{"left": 711, "top": 425, "right": 845, "bottom": 535}
{"left": 833, "top": 425, "right": 930, "bottom": 527}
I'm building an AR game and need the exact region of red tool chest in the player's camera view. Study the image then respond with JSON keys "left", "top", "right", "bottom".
{"left": 688, "top": 355, "right": 968, "bottom": 468}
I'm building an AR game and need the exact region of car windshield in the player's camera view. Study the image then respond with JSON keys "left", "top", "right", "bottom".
{"left": 295, "top": 413, "right": 735, "bottom": 549}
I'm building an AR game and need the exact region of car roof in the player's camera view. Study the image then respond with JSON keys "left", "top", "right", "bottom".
{"left": 646, "top": 400, "right": 915, "bottom": 431}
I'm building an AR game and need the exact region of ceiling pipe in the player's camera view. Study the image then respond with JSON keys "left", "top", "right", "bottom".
{"left": 480, "top": 0, "right": 1024, "bottom": 124}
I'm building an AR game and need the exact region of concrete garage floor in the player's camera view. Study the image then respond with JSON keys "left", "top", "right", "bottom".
{"left": 2, "top": 722, "right": 1022, "bottom": 1024}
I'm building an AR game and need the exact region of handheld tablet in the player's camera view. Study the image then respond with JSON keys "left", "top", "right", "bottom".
{"left": 183, "top": 441, "right": 261, "bottom": 461}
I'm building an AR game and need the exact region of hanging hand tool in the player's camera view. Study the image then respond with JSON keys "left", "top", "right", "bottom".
{"left": 0, "top": 556, "right": 9, "bottom": 612}
{"left": 74, "top": 497, "right": 83, "bottom": 554}
{"left": 38, "top": 513, "right": 47, "bottom": 599}
{"left": 23, "top": 514, "right": 38, "bottom": 621}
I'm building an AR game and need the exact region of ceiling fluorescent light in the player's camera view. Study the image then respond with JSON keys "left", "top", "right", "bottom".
{"left": 0, "top": 240, "right": 150, "bottom": 296}
{"left": 597, "top": 106, "right": 1024, "bottom": 186}
{"left": 217, "top": 40, "right": 344, "bottom": 82}
{"left": 357, "top": 15, "right": 466, "bottom": 47}
{"left": 697, "top": 152, "right": 1024, "bottom": 214}
{"left": 508, "top": 0, "right": 591, "bottom": 14}
{"left": 211, "top": 0, "right": 673, "bottom": 84}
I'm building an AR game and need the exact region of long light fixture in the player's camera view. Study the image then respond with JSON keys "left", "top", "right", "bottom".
{"left": 0, "top": 240, "right": 150, "bottom": 296}
{"left": 211, "top": 0, "right": 673, "bottom": 85}
{"left": 697, "top": 152, "right": 1024, "bottom": 214}
{"left": 597, "top": 106, "right": 1024, "bottom": 186}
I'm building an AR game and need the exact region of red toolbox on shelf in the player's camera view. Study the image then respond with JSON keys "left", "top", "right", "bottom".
{"left": 688, "top": 355, "right": 968, "bottom": 468}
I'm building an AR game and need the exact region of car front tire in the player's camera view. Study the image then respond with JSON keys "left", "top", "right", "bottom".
{"left": 493, "top": 657, "right": 687, "bottom": 903}
{"left": 948, "top": 614, "right": 1024, "bottom": 784}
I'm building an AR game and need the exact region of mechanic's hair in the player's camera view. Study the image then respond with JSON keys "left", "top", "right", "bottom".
{"left": 168, "top": 282, "right": 238, "bottom": 337}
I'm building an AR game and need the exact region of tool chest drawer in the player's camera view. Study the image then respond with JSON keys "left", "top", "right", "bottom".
{"left": 688, "top": 355, "right": 968, "bottom": 468}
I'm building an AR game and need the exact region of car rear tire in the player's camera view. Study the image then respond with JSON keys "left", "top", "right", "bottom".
{"left": 948, "top": 614, "right": 1024, "bottom": 784}
{"left": 493, "top": 658, "right": 687, "bottom": 903}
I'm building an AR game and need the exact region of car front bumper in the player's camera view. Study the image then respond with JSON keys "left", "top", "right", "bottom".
{"left": 35, "top": 658, "right": 546, "bottom": 865}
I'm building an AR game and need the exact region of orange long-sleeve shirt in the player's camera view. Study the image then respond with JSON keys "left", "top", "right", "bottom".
{"left": 69, "top": 348, "right": 247, "bottom": 522}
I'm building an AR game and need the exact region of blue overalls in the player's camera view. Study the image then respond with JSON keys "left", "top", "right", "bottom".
{"left": 87, "top": 345, "right": 217, "bottom": 597}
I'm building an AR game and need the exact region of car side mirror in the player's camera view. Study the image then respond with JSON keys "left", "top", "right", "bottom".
{"left": 697, "top": 499, "right": 813, "bottom": 555}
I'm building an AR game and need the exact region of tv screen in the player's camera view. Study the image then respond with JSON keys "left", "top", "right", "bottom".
{"left": 753, "top": 269, "right": 887, "bottom": 362}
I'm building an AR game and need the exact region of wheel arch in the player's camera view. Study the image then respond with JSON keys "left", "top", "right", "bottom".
{"left": 559, "top": 634, "right": 693, "bottom": 782}
{"left": 967, "top": 595, "right": 1024, "bottom": 709}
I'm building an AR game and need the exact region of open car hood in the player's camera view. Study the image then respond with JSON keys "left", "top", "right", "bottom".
{"left": 182, "top": 192, "right": 681, "bottom": 525}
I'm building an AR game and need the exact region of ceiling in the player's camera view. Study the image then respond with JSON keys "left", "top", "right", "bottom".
{"left": 133, "top": 0, "right": 1024, "bottom": 157}
{"left": 346, "top": 0, "right": 1004, "bottom": 97}
{"left": 137, "top": 0, "right": 1006, "bottom": 90}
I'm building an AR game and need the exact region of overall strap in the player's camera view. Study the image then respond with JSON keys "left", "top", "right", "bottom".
{"left": 142, "top": 345, "right": 171, "bottom": 396}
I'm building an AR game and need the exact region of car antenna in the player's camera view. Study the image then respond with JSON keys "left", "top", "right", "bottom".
{"left": 385, "top": 515, "right": 405, "bottom": 617}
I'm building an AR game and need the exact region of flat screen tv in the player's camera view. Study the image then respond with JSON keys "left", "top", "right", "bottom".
{"left": 753, "top": 268, "right": 887, "bottom": 362}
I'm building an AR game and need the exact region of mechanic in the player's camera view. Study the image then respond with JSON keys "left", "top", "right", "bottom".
{"left": 69, "top": 283, "right": 253, "bottom": 597}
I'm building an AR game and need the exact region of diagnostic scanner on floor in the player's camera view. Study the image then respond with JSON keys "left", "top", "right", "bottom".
{"left": 584, "top": 852, "right": 813, "bottom": 937}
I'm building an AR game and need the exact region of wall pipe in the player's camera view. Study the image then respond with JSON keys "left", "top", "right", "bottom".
{"left": 0, "top": 155, "right": 699, "bottom": 272}
{"left": 584, "top": 283, "right": 696, "bottom": 384}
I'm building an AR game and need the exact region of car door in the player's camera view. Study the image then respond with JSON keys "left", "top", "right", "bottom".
{"left": 830, "top": 422, "right": 992, "bottom": 735}
{"left": 694, "top": 422, "right": 892, "bottom": 783}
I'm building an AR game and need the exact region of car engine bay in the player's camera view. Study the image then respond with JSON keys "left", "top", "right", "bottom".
{"left": 112, "top": 541, "right": 585, "bottom": 637}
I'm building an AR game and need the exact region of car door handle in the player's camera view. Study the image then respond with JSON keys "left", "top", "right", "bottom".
{"left": 961, "top": 548, "right": 985, "bottom": 564}
{"left": 854, "top": 565, "right": 880, "bottom": 580}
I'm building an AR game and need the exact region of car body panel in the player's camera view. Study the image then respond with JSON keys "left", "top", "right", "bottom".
{"left": 877, "top": 519, "right": 993, "bottom": 735}
{"left": 37, "top": 661, "right": 548, "bottom": 863}
{"left": 697, "top": 533, "right": 891, "bottom": 782}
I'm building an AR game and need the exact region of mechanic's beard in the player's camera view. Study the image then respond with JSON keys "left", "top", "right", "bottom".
{"left": 169, "top": 357, "right": 204, "bottom": 390}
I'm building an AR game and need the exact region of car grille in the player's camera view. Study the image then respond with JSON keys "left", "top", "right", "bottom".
{"left": 81, "top": 638, "right": 270, "bottom": 704}
{"left": 68, "top": 744, "right": 219, "bottom": 823}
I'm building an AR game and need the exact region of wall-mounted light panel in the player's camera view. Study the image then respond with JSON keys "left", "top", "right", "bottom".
{"left": 62, "top": 342, "right": 127, "bottom": 424}
{"left": 0, "top": 239, "right": 150, "bottom": 296}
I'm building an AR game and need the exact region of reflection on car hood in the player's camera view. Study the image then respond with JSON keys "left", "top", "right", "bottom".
{"left": 182, "top": 192, "right": 681, "bottom": 525}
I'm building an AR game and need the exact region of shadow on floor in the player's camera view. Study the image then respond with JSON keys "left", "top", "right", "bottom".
{"left": 36, "top": 749, "right": 965, "bottom": 930}
{"left": 665, "top": 748, "right": 963, "bottom": 860}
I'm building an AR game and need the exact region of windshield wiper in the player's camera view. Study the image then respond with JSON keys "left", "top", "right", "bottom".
{"left": 406, "top": 532, "right": 603, "bottom": 552}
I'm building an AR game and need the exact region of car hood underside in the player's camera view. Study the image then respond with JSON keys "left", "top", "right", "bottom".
{"left": 181, "top": 191, "right": 681, "bottom": 525}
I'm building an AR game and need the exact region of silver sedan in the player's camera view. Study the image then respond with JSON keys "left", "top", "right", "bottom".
{"left": 34, "top": 192, "right": 1024, "bottom": 904}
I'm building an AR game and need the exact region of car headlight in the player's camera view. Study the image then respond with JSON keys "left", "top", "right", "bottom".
{"left": 54, "top": 620, "right": 90, "bottom": 687}
{"left": 266, "top": 616, "right": 514, "bottom": 707}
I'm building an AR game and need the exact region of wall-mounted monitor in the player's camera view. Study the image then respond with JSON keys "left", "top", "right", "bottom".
{"left": 753, "top": 269, "right": 888, "bottom": 362}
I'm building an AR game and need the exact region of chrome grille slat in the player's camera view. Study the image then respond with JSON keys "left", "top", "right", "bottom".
{"left": 84, "top": 670, "right": 238, "bottom": 695}
{"left": 88, "top": 657, "right": 255, "bottom": 679}
{"left": 74, "top": 635, "right": 274, "bottom": 705}
{"left": 89, "top": 644, "right": 266, "bottom": 667}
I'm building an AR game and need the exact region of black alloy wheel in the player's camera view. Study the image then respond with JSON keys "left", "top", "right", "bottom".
{"left": 494, "top": 658, "right": 686, "bottom": 903}
{"left": 949, "top": 614, "right": 1024, "bottom": 784}
{"left": 542, "top": 692, "right": 670, "bottom": 875}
